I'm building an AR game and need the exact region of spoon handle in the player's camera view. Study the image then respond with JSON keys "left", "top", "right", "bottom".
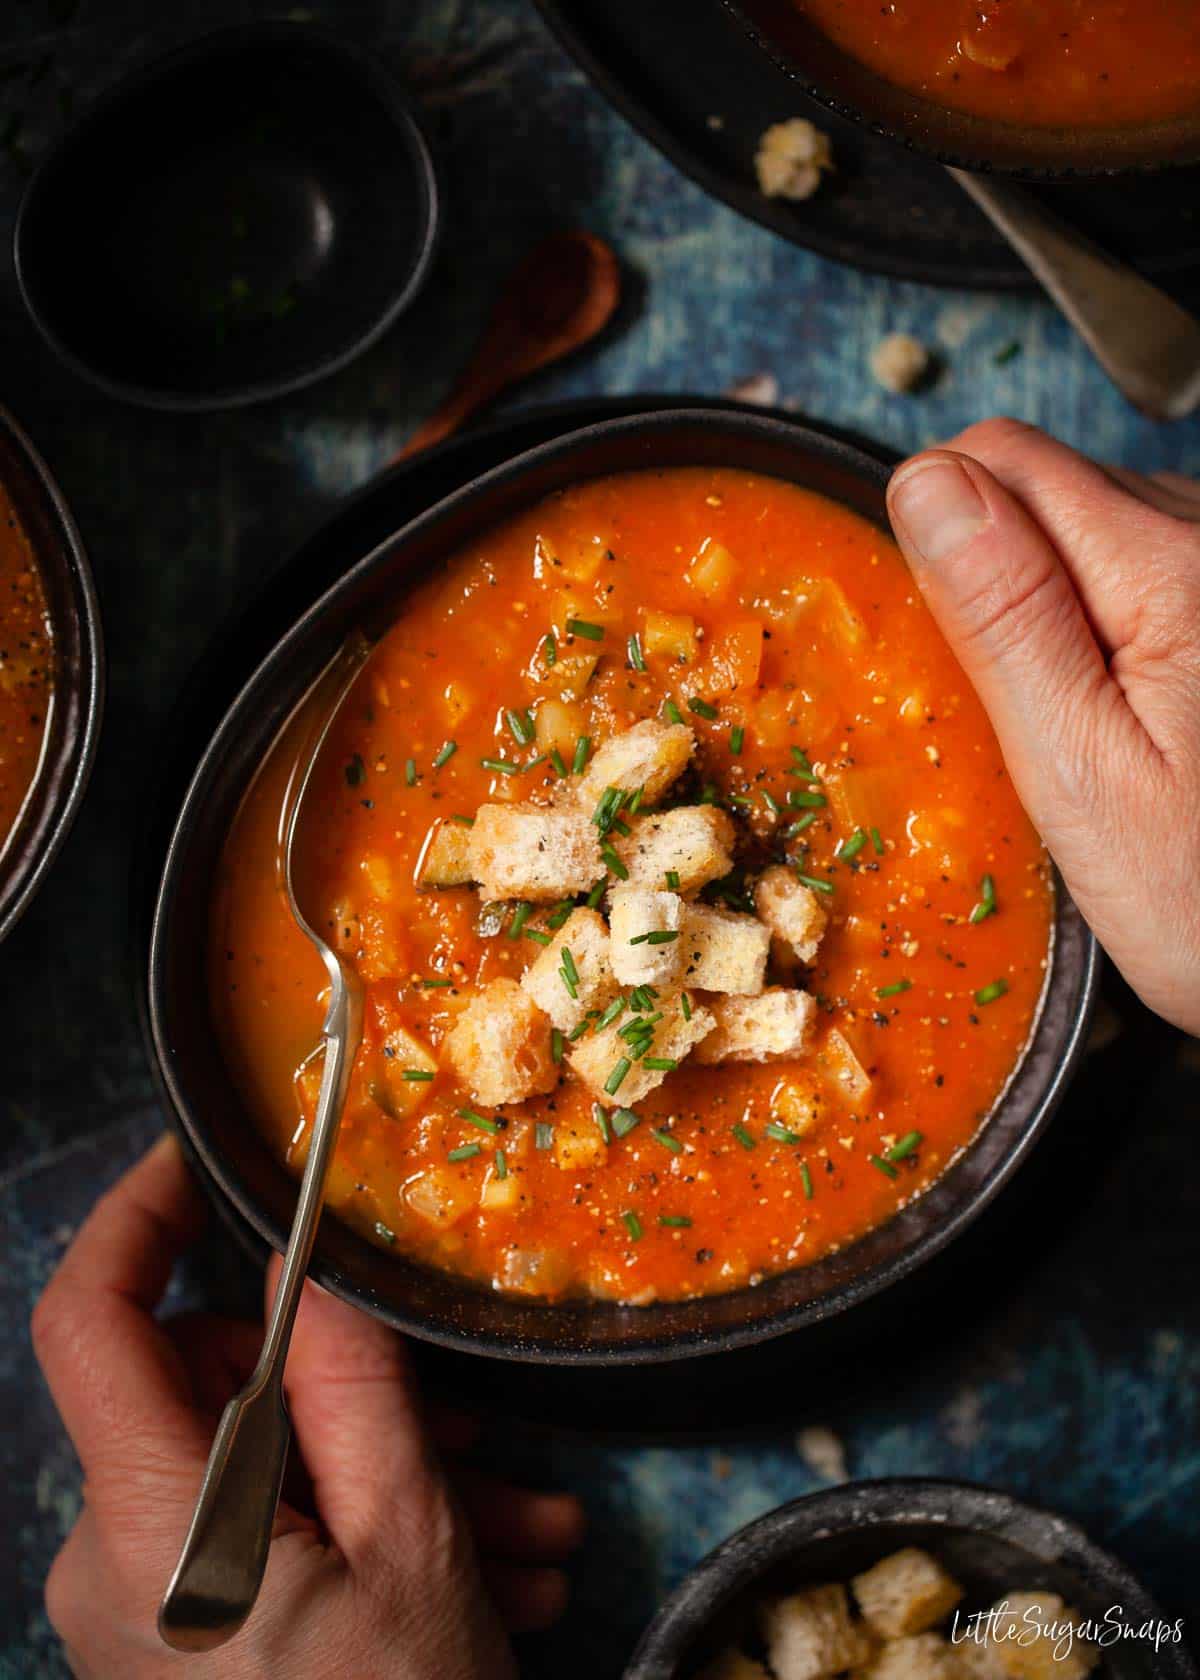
{"left": 949, "top": 168, "right": 1200, "bottom": 421}
{"left": 157, "top": 974, "right": 361, "bottom": 1653}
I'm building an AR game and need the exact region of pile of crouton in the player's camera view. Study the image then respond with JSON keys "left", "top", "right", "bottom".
{"left": 698, "top": 1547, "right": 1098, "bottom": 1680}
{"left": 418, "top": 718, "right": 832, "bottom": 1112}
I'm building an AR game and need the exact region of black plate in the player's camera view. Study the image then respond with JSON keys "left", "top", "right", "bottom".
{"left": 533, "top": 0, "right": 1200, "bottom": 293}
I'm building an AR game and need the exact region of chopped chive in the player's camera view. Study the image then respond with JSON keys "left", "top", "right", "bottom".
{"left": 524, "top": 753, "right": 547, "bottom": 773}
{"left": 524, "top": 928, "right": 552, "bottom": 946}
{"left": 543, "top": 632, "right": 557, "bottom": 666}
{"left": 800, "top": 1160, "right": 814, "bottom": 1199}
{"left": 405, "top": 757, "right": 417, "bottom": 786}
{"left": 535, "top": 1122, "right": 554, "bottom": 1150}
{"left": 433, "top": 739, "right": 457, "bottom": 768}
{"left": 788, "top": 788, "right": 827, "bottom": 809}
{"left": 593, "top": 1102, "right": 612, "bottom": 1144}
{"left": 666, "top": 869, "right": 681, "bottom": 890}
{"left": 733, "top": 1123, "right": 756, "bottom": 1150}
{"left": 728, "top": 794, "right": 753, "bottom": 807}
{"left": 975, "top": 978, "right": 1009, "bottom": 1005}
{"left": 621, "top": 1209, "right": 643, "bottom": 1242}
{"left": 785, "top": 813, "right": 818, "bottom": 839}
{"left": 611, "top": 817, "right": 632, "bottom": 838}
{"left": 838, "top": 829, "right": 868, "bottom": 861}
{"left": 650, "top": 1127, "right": 682, "bottom": 1153}
{"left": 659, "top": 1214, "right": 693, "bottom": 1229}
{"left": 402, "top": 1068, "right": 435, "bottom": 1082}
{"left": 448, "top": 1142, "right": 481, "bottom": 1162}
{"left": 629, "top": 929, "right": 679, "bottom": 946}
{"left": 591, "top": 786, "right": 621, "bottom": 831}
{"left": 887, "top": 1130, "right": 923, "bottom": 1162}
{"left": 627, "top": 632, "right": 646, "bottom": 671}
{"left": 876, "top": 978, "right": 912, "bottom": 999}
{"left": 663, "top": 697, "right": 684, "bottom": 725}
{"left": 790, "top": 746, "right": 816, "bottom": 778}
{"left": 547, "top": 900, "right": 573, "bottom": 931}
{"left": 870, "top": 825, "right": 884, "bottom": 856}
{"left": 559, "top": 967, "right": 578, "bottom": 999}
{"left": 680, "top": 991, "right": 692, "bottom": 1020}
{"left": 494, "top": 1148, "right": 508, "bottom": 1179}
{"left": 550, "top": 746, "right": 568, "bottom": 778}
{"left": 730, "top": 724, "right": 745, "bottom": 755}
{"left": 969, "top": 873, "right": 998, "bottom": 924}
{"left": 506, "top": 707, "right": 535, "bottom": 745}
{"left": 551, "top": 1028, "right": 565, "bottom": 1063}
{"left": 458, "top": 1107, "right": 501, "bottom": 1134}
{"left": 797, "top": 873, "right": 835, "bottom": 896}
{"left": 375, "top": 1220, "right": 396, "bottom": 1244}
{"left": 450, "top": 812, "right": 475, "bottom": 826}
{"left": 611, "top": 1106, "right": 640, "bottom": 1137}
{"left": 627, "top": 787, "right": 644, "bottom": 815}
{"left": 601, "top": 843, "right": 629, "bottom": 880}
{"left": 869, "top": 1153, "right": 899, "bottom": 1180}
{"left": 630, "top": 985, "right": 658, "bottom": 1009}
{"left": 586, "top": 877, "right": 608, "bottom": 907}
{"left": 643, "top": 1057, "right": 678, "bottom": 1072}
{"left": 561, "top": 946, "right": 579, "bottom": 985}
{"left": 604, "top": 1057, "right": 631, "bottom": 1094}
{"left": 572, "top": 734, "right": 592, "bottom": 775}
{"left": 480, "top": 756, "right": 520, "bottom": 775}
{"left": 596, "top": 996, "right": 627, "bottom": 1031}
{"left": 417, "top": 978, "right": 453, "bottom": 989}
{"left": 688, "top": 695, "right": 718, "bottom": 720}
{"left": 567, "top": 1019, "right": 590, "bottom": 1041}
{"left": 762, "top": 790, "right": 781, "bottom": 817}
{"left": 566, "top": 617, "right": 604, "bottom": 641}
{"left": 765, "top": 1121, "right": 800, "bottom": 1144}
{"left": 699, "top": 782, "right": 719, "bottom": 805}
{"left": 507, "top": 902, "right": 533, "bottom": 941}
{"left": 345, "top": 754, "right": 365, "bottom": 787}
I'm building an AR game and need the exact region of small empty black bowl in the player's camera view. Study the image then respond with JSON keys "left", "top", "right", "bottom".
{"left": 14, "top": 23, "right": 440, "bottom": 410}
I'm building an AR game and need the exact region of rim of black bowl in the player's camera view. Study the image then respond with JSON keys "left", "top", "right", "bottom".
{"left": 0, "top": 406, "right": 103, "bottom": 944}
{"left": 625, "top": 1478, "right": 1197, "bottom": 1679}
{"left": 148, "top": 406, "right": 1099, "bottom": 1365}
{"left": 723, "top": 0, "right": 1200, "bottom": 180}
{"left": 12, "top": 20, "right": 441, "bottom": 412}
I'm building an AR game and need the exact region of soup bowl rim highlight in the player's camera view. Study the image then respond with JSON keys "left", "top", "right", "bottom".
{"left": 147, "top": 406, "right": 1099, "bottom": 1365}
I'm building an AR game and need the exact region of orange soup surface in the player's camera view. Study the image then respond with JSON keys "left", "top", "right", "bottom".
{"left": 0, "top": 487, "right": 52, "bottom": 852}
{"left": 796, "top": 0, "right": 1200, "bottom": 129}
{"left": 212, "top": 467, "right": 1051, "bottom": 1306}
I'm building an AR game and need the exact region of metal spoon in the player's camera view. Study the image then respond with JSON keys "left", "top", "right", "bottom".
{"left": 950, "top": 168, "right": 1200, "bottom": 421}
{"left": 158, "top": 633, "right": 371, "bottom": 1653}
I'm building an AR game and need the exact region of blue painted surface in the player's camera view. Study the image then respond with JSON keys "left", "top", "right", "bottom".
{"left": 0, "top": 2, "right": 1197, "bottom": 1676}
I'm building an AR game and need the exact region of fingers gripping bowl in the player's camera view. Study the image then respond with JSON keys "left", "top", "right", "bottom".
{"left": 149, "top": 410, "right": 1097, "bottom": 1363}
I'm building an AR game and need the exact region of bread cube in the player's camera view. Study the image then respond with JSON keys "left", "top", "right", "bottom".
{"left": 443, "top": 978, "right": 559, "bottom": 1107}
{"left": 755, "top": 865, "right": 828, "bottom": 963}
{"left": 614, "top": 805, "right": 736, "bottom": 895}
{"left": 468, "top": 802, "right": 602, "bottom": 902}
{"left": 762, "top": 1584, "right": 872, "bottom": 1680}
{"left": 680, "top": 903, "right": 770, "bottom": 995}
{"left": 695, "top": 1649, "right": 772, "bottom": 1680}
{"left": 575, "top": 718, "right": 694, "bottom": 806}
{"left": 693, "top": 988, "right": 816, "bottom": 1065}
{"left": 608, "top": 885, "right": 685, "bottom": 988}
{"left": 854, "top": 1633, "right": 964, "bottom": 1679}
{"left": 853, "top": 1549, "right": 964, "bottom": 1640}
{"left": 569, "top": 992, "right": 714, "bottom": 1107}
{"left": 967, "top": 1595, "right": 1097, "bottom": 1680}
{"left": 415, "top": 819, "right": 474, "bottom": 888}
{"left": 520, "top": 907, "right": 616, "bottom": 1032}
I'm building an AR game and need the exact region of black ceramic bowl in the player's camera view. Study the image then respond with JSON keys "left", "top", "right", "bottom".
{"left": 0, "top": 407, "right": 103, "bottom": 945}
{"left": 148, "top": 408, "right": 1098, "bottom": 1365}
{"left": 725, "top": 0, "right": 1200, "bottom": 178}
{"left": 626, "top": 1479, "right": 1196, "bottom": 1679}
{"left": 14, "top": 23, "right": 440, "bottom": 410}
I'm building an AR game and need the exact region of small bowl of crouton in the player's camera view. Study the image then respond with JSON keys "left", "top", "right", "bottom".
{"left": 626, "top": 1479, "right": 1195, "bottom": 1680}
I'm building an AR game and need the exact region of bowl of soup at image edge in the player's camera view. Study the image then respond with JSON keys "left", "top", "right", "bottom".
{"left": 0, "top": 407, "right": 102, "bottom": 945}
{"left": 724, "top": 0, "right": 1200, "bottom": 177}
{"left": 624, "top": 1480, "right": 1197, "bottom": 1680}
{"left": 147, "top": 407, "right": 1098, "bottom": 1365}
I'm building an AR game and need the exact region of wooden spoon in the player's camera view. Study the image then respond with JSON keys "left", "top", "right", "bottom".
{"left": 395, "top": 230, "right": 621, "bottom": 460}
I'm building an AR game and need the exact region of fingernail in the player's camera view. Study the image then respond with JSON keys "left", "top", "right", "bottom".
{"left": 889, "top": 458, "right": 987, "bottom": 565}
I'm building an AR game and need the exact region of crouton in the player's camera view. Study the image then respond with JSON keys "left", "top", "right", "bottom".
{"left": 871, "top": 333, "right": 930, "bottom": 395}
{"left": 853, "top": 1549, "right": 964, "bottom": 1640}
{"left": 755, "top": 117, "right": 833, "bottom": 201}
{"left": 520, "top": 907, "right": 617, "bottom": 1032}
{"left": 854, "top": 1633, "right": 964, "bottom": 1679}
{"left": 443, "top": 978, "right": 559, "bottom": 1107}
{"left": 468, "top": 802, "right": 602, "bottom": 902}
{"left": 693, "top": 988, "right": 816, "bottom": 1064}
{"left": 680, "top": 903, "right": 770, "bottom": 995}
{"left": 614, "top": 805, "right": 736, "bottom": 895}
{"left": 415, "top": 819, "right": 474, "bottom": 888}
{"left": 608, "top": 884, "right": 685, "bottom": 988}
{"left": 575, "top": 718, "right": 694, "bottom": 807}
{"left": 762, "top": 1584, "right": 872, "bottom": 1680}
{"left": 967, "top": 1595, "right": 1098, "bottom": 1680}
{"left": 569, "top": 992, "right": 715, "bottom": 1107}
{"left": 695, "top": 1650, "right": 772, "bottom": 1680}
{"left": 755, "top": 865, "right": 828, "bottom": 963}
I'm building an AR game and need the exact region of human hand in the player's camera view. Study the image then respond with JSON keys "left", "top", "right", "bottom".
{"left": 887, "top": 419, "right": 1200, "bottom": 1036}
{"left": 32, "top": 1134, "right": 584, "bottom": 1679}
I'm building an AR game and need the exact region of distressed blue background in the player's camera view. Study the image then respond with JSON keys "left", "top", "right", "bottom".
{"left": 1, "top": 1, "right": 1198, "bottom": 1676}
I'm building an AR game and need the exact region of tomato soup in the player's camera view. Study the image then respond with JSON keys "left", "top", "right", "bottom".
{"left": 0, "top": 487, "right": 52, "bottom": 854}
{"left": 796, "top": 0, "right": 1200, "bottom": 130}
{"left": 211, "top": 467, "right": 1051, "bottom": 1306}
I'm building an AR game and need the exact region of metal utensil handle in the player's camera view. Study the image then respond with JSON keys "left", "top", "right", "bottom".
{"left": 950, "top": 168, "right": 1200, "bottom": 422}
{"left": 157, "top": 979, "right": 360, "bottom": 1653}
